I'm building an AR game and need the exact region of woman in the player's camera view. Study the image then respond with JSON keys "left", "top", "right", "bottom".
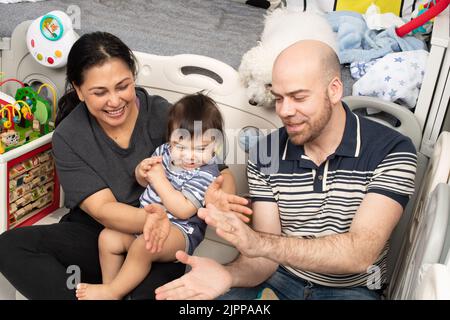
{"left": 0, "top": 32, "right": 247, "bottom": 299}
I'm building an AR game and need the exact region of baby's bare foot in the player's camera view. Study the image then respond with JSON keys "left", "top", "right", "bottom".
{"left": 76, "top": 283, "right": 120, "bottom": 300}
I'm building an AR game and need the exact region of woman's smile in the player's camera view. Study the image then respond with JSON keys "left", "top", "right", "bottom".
{"left": 103, "top": 104, "right": 127, "bottom": 118}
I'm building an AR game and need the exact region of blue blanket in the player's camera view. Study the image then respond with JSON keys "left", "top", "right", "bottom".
{"left": 326, "top": 11, "right": 426, "bottom": 64}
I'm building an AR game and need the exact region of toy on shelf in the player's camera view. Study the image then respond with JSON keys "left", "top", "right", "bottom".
{"left": 37, "top": 83, "right": 57, "bottom": 125}
{"left": 1, "top": 130, "right": 20, "bottom": 147}
{"left": 16, "top": 83, "right": 56, "bottom": 130}
{"left": 0, "top": 104, "right": 21, "bottom": 131}
{"left": 0, "top": 77, "right": 60, "bottom": 231}
{"left": 4, "top": 144, "right": 60, "bottom": 230}
{"left": 26, "top": 10, "right": 78, "bottom": 68}
{"left": 0, "top": 76, "right": 57, "bottom": 154}
{"left": 17, "top": 100, "right": 34, "bottom": 121}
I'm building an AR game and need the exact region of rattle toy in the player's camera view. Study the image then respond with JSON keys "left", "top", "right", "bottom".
{"left": 26, "top": 10, "right": 78, "bottom": 68}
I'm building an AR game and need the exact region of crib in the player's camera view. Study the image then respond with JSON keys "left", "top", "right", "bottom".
{"left": 0, "top": 4, "right": 449, "bottom": 300}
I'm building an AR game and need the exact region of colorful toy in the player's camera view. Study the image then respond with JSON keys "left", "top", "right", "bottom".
{"left": 1, "top": 130, "right": 20, "bottom": 147}
{"left": 16, "top": 100, "right": 34, "bottom": 122}
{"left": 26, "top": 10, "right": 78, "bottom": 68}
{"left": 395, "top": 0, "right": 449, "bottom": 37}
{"left": 0, "top": 79, "right": 26, "bottom": 110}
{"left": 15, "top": 83, "right": 57, "bottom": 132}
{"left": 0, "top": 104, "right": 21, "bottom": 131}
{"left": 0, "top": 79, "right": 26, "bottom": 127}
{"left": 0, "top": 75, "right": 57, "bottom": 154}
{"left": 411, "top": 1, "right": 437, "bottom": 35}
{"left": 256, "top": 287, "right": 279, "bottom": 300}
{"left": 37, "top": 83, "right": 57, "bottom": 125}
{"left": 0, "top": 78, "right": 25, "bottom": 88}
{"left": 4, "top": 145, "right": 60, "bottom": 230}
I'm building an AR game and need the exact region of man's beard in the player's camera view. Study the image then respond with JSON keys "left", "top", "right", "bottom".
{"left": 287, "top": 96, "right": 332, "bottom": 146}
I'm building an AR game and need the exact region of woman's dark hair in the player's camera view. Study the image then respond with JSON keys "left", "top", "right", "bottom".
{"left": 56, "top": 32, "right": 137, "bottom": 126}
{"left": 167, "top": 93, "right": 224, "bottom": 141}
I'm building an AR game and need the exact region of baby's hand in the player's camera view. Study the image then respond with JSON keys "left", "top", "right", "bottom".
{"left": 136, "top": 158, "right": 152, "bottom": 179}
{"left": 148, "top": 156, "right": 163, "bottom": 166}
{"left": 137, "top": 157, "right": 163, "bottom": 182}
{"left": 146, "top": 161, "right": 166, "bottom": 185}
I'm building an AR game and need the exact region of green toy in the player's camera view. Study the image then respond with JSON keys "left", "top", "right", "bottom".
{"left": 1, "top": 79, "right": 57, "bottom": 154}
{"left": 15, "top": 84, "right": 56, "bottom": 134}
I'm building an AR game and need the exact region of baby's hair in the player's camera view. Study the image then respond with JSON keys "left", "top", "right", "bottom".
{"left": 167, "top": 93, "right": 224, "bottom": 141}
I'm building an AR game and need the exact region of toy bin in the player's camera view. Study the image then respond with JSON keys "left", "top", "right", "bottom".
{"left": 0, "top": 133, "right": 60, "bottom": 233}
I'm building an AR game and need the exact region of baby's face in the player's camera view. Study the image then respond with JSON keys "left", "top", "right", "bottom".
{"left": 169, "top": 133, "right": 215, "bottom": 170}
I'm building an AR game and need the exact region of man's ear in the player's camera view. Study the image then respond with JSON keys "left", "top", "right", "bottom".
{"left": 73, "top": 84, "right": 85, "bottom": 102}
{"left": 327, "top": 77, "right": 343, "bottom": 104}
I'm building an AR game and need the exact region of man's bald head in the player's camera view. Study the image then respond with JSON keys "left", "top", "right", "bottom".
{"left": 273, "top": 40, "right": 341, "bottom": 86}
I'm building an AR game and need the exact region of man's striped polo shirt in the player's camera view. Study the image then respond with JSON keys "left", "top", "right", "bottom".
{"left": 247, "top": 103, "right": 417, "bottom": 288}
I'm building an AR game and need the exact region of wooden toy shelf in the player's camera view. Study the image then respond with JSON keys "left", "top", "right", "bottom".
{"left": 0, "top": 133, "right": 60, "bottom": 233}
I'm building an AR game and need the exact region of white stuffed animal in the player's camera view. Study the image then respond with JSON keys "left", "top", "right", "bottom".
{"left": 239, "top": 8, "right": 337, "bottom": 107}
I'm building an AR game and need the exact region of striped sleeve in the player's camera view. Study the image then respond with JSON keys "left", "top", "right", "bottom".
{"left": 247, "top": 160, "right": 276, "bottom": 202}
{"left": 151, "top": 143, "right": 167, "bottom": 157}
{"left": 367, "top": 144, "right": 417, "bottom": 208}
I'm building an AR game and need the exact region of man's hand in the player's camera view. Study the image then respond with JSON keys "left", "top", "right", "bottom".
{"left": 155, "top": 250, "right": 232, "bottom": 300}
{"left": 205, "top": 175, "right": 252, "bottom": 223}
{"left": 199, "top": 204, "right": 261, "bottom": 258}
{"left": 143, "top": 203, "right": 170, "bottom": 253}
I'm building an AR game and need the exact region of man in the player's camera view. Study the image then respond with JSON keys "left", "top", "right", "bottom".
{"left": 154, "top": 40, "right": 417, "bottom": 300}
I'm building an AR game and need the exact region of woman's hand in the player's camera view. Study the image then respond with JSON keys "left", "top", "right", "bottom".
{"left": 204, "top": 175, "right": 252, "bottom": 223}
{"left": 143, "top": 203, "right": 170, "bottom": 253}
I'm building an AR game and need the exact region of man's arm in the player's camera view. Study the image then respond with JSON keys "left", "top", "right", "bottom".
{"left": 215, "top": 193, "right": 403, "bottom": 274}
{"left": 223, "top": 201, "right": 280, "bottom": 287}
{"left": 268, "top": 193, "right": 402, "bottom": 273}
